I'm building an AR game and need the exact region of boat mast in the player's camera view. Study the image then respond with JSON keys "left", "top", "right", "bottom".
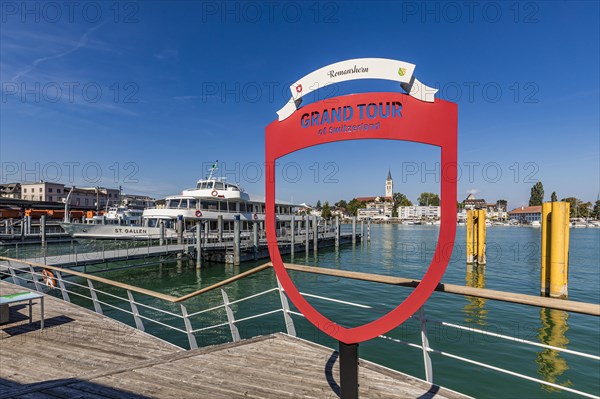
{"left": 207, "top": 160, "right": 218, "bottom": 180}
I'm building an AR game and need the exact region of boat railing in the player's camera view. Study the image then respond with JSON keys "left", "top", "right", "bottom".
{"left": 0, "top": 256, "right": 598, "bottom": 398}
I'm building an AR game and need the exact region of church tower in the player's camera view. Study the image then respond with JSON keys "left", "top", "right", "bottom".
{"left": 385, "top": 169, "right": 393, "bottom": 199}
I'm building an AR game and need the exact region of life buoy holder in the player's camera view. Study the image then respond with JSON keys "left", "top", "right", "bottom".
{"left": 195, "top": 210, "right": 202, "bottom": 217}
{"left": 211, "top": 190, "right": 218, "bottom": 197}
{"left": 253, "top": 213, "right": 258, "bottom": 221}
{"left": 42, "top": 269, "right": 57, "bottom": 289}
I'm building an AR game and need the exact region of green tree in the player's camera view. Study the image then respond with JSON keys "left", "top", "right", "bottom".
{"left": 417, "top": 192, "right": 440, "bottom": 206}
{"left": 315, "top": 200, "right": 322, "bottom": 210}
{"left": 321, "top": 201, "right": 332, "bottom": 220}
{"left": 561, "top": 197, "right": 591, "bottom": 218}
{"left": 529, "top": 182, "right": 544, "bottom": 206}
{"left": 335, "top": 200, "right": 347, "bottom": 209}
{"left": 392, "top": 192, "right": 412, "bottom": 217}
{"left": 347, "top": 198, "right": 367, "bottom": 216}
{"left": 550, "top": 192, "right": 558, "bottom": 202}
{"left": 592, "top": 200, "right": 600, "bottom": 219}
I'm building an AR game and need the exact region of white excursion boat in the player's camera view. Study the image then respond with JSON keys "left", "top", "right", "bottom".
{"left": 59, "top": 206, "right": 156, "bottom": 240}
{"left": 61, "top": 167, "right": 299, "bottom": 240}
{"left": 142, "top": 176, "right": 297, "bottom": 239}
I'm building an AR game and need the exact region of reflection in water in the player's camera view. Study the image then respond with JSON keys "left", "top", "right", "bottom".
{"left": 464, "top": 264, "right": 487, "bottom": 326}
{"left": 536, "top": 308, "right": 573, "bottom": 392}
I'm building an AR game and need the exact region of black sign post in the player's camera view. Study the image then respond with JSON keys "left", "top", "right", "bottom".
{"left": 339, "top": 341, "right": 359, "bottom": 398}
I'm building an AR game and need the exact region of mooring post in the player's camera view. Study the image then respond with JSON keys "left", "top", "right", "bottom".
{"left": 176, "top": 217, "right": 183, "bottom": 245}
{"left": 217, "top": 215, "right": 223, "bottom": 242}
{"left": 466, "top": 209, "right": 474, "bottom": 264}
{"left": 290, "top": 216, "right": 295, "bottom": 255}
{"left": 542, "top": 201, "right": 570, "bottom": 298}
{"left": 312, "top": 215, "right": 318, "bottom": 254}
{"left": 40, "top": 215, "right": 46, "bottom": 247}
{"left": 339, "top": 341, "right": 359, "bottom": 399}
{"left": 360, "top": 220, "right": 364, "bottom": 241}
{"left": 477, "top": 209, "right": 487, "bottom": 265}
{"left": 367, "top": 218, "right": 371, "bottom": 242}
{"left": 352, "top": 216, "right": 357, "bottom": 245}
{"left": 305, "top": 217, "right": 309, "bottom": 254}
{"left": 335, "top": 215, "right": 340, "bottom": 248}
{"left": 26, "top": 215, "right": 31, "bottom": 235}
{"left": 195, "top": 221, "right": 202, "bottom": 269}
{"left": 253, "top": 221, "right": 259, "bottom": 260}
{"left": 233, "top": 217, "right": 240, "bottom": 265}
{"left": 159, "top": 221, "right": 165, "bottom": 246}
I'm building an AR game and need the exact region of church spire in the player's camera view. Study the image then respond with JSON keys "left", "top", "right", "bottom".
{"left": 387, "top": 168, "right": 392, "bottom": 181}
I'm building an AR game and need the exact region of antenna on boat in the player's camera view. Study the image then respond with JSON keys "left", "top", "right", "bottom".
{"left": 207, "top": 160, "right": 218, "bottom": 180}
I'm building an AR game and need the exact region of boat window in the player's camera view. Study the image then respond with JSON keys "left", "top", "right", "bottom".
{"left": 239, "top": 203, "right": 246, "bottom": 213}
{"left": 179, "top": 199, "right": 188, "bottom": 209}
{"left": 202, "top": 201, "right": 218, "bottom": 211}
{"left": 167, "top": 199, "right": 178, "bottom": 209}
{"left": 189, "top": 199, "right": 197, "bottom": 209}
{"left": 206, "top": 181, "right": 214, "bottom": 190}
{"left": 218, "top": 201, "right": 227, "bottom": 212}
{"left": 214, "top": 182, "right": 224, "bottom": 190}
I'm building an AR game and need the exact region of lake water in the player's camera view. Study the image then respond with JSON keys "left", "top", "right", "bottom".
{"left": 4, "top": 225, "right": 599, "bottom": 398}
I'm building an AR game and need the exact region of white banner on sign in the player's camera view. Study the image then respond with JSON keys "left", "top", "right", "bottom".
{"left": 277, "top": 58, "right": 438, "bottom": 121}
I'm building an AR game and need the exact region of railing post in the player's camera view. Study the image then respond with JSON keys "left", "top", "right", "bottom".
{"left": 29, "top": 265, "right": 42, "bottom": 292}
{"left": 87, "top": 279, "right": 103, "bottom": 315}
{"left": 9, "top": 267, "right": 21, "bottom": 286}
{"left": 127, "top": 290, "right": 145, "bottom": 331}
{"left": 418, "top": 306, "right": 433, "bottom": 383}
{"left": 55, "top": 271, "right": 70, "bottom": 302}
{"left": 277, "top": 279, "right": 296, "bottom": 337}
{"left": 221, "top": 289, "right": 240, "bottom": 342}
{"left": 180, "top": 303, "right": 198, "bottom": 349}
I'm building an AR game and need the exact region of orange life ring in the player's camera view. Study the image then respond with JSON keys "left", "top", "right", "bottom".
{"left": 42, "top": 269, "right": 57, "bottom": 289}
{"left": 195, "top": 210, "right": 202, "bottom": 217}
{"left": 211, "top": 190, "right": 218, "bottom": 197}
{"left": 253, "top": 213, "right": 258, "bottom": 220}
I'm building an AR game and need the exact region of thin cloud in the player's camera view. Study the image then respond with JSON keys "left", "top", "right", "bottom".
{"left": 153, "top": 48, "right": 179, "bottom": 61}
{"left": 11, "top": 21, "right": 109, "bottom": 81}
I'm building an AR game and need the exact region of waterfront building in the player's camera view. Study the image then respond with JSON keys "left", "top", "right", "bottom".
{"left": 20, "top": 182, "right": 120, "bottom": 208}
{"left": 356, "top": 170, "right": 394, "bottom": 220}
{"left": 21, "top": 182, "right": 65, "bottom": 202}
{"left": 463, "top": 193, "right": 487, "bottom": 209}
{"left": 508, "top": 205, "right": 542, "bottom": 223}
{"left": 397, "top": 205, "right": 441, "bottom": 220}
{"left": 0, "top": 183, "right": 21, "bottom": 199}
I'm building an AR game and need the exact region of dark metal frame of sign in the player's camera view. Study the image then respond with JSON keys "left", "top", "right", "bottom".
{"left": 265, "top": 59, "right": 458, "bottom": 398}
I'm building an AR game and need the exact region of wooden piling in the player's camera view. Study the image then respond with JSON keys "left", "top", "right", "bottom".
{"left": 352, "top": 216, "right": 357, "bottom": 245}
{"left": 218, "top": 215, "right": 224, "bottom": 242}
{"left": 253, "top": 222, "right": 259, "bottom": 260}
{"left": 233, "top": 218, "right": 241, "bottom": 266}
{"left": 290, "top": 216, "right": 295, "bottom": 255}
{"left": 312, "top": 215, "right": 318, "bottom": 253}
{"left": 367, "top": 218, "right": 371, "bottom": 242}
{"left": 40, "top": 215, "right": 46, "bottom": 247}
{"left": 335, "top": 215, "right": 340, "bottom": 248}
{"left": 195, "top": 221, "right": 202, "bottom": 269}
{"left": 305, "top": 217, "right": 309, "bottom": 254}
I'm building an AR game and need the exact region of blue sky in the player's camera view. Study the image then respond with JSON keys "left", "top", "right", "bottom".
{"left": 1, "top": 1, "right": 598, "bottom": 209}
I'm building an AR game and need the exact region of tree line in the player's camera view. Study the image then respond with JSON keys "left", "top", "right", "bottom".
{"left": 529, "top": 181, "right": 599, "bottom": 219}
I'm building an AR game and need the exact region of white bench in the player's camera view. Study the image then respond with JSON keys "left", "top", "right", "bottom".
{"left": 0, "top": 291, "right": 45, "bottom": 329}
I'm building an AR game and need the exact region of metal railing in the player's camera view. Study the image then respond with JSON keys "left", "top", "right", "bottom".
{"left": 1, "top": 256, "right": 598, "bottom": 398}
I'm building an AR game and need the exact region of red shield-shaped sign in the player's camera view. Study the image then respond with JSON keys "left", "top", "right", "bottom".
{"left": 265, "top": 92, "right": 458, "bottom": 344}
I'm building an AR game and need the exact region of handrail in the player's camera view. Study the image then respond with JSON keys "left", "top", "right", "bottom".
{"left": 0, "top": 256, "right": 178, "bottom": 302}
{"left": 2, "top": 255, "right": 599, "bottom": 316}
{"left": 271, "top": 262, "right": 600, "bottom": 316}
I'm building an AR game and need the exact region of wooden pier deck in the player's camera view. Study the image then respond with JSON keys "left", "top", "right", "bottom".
{"left": 1, "top": 280, "right": 469, "bottom": 398}
{"left": 1, "top": 245, "right": 190, "bottom": 271}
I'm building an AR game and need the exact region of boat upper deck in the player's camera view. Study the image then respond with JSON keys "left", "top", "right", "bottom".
{"left": 0, "top": 280, "right": 470, "bottom": 399}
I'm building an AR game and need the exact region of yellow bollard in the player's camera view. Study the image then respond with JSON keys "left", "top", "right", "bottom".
{"left": 477, "top": 210, "right": 487, "bottom": 265}
{"left": 466, "top": 210, "right": 474, "bottom": 264}
{"left": 541, "top": 201, "right": 570, "bottom": 298}
{"left": 540, "top": 203, "right": 552, "bottom": 296}
{"left": 549, "top": 202, "right": 569, "bottom": 298}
